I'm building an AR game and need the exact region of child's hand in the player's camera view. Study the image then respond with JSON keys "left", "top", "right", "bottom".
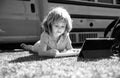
{"left": 61, "top": 49, "right": 81, "bottom": 53}
{"left": 49, "top": 49, "right": 59, "bottom": 56}
{"left": 61, "top": 49, "right": 67, "bottom": 53}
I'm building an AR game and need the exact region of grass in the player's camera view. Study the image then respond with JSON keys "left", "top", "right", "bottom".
{"left": 0, "top": 50, "right": 120, "bottom": 78}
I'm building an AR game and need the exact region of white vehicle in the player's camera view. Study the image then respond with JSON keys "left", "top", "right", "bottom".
{"left": 0, "top": 0, "right": 120, "bottom": 44}
{"left": 47, "top": 0, "right": 120, "bottom": 43}
{"left": 0, "top": 0, "right": 41, "bottom": 44}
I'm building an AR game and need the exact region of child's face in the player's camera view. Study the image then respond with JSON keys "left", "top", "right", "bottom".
{"left": 52, "top": 20, "right": 66, "bottom": 38}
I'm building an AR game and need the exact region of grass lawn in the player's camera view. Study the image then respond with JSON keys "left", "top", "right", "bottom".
{"left": 0, "top": 50, "right": 120, "bottom": 78}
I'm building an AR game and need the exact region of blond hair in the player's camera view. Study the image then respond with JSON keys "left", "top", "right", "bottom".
{"left": 42, "top": 7, "right": 72, "bottom": 35}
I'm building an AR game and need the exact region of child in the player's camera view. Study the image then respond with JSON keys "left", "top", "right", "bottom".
{"left": 21, "top": 7, "right": 75, "bottom": 57}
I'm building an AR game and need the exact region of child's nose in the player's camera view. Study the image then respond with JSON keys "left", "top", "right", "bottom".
{"left": 58, "top": 28, "right": 63, "bottom": 31}
{"left": 58, "top": 26, "right": 63, "bottom": 29}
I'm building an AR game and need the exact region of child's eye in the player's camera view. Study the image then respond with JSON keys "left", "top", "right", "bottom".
{"left": 54, "top": 25, "right": 65, "bottom": 29}
{"left": 61, "top": 26, "right": 65, "bottom": 28}
{"left": 55, "top": 25, "right": 58, "bottom": 27}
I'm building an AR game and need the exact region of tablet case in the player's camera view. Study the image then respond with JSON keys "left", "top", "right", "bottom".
{"left": 78, "top": 38, "right": 115, "bottom": 59}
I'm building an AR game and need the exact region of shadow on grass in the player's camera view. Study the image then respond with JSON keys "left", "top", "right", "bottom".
{"left": 9, "top": 54, "right": 53, "bottom": 63}
{"left": 9, "top": 54, "right": 78, "bottom": 63}
{"left": 77, "top": 56, "right": 117, "bottom": 62}
{"left": 77, "top": 52, "right": 117, "bottom": 62}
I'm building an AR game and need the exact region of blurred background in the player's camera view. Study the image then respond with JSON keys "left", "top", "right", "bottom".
{"left": 0, "top": 0, "right": 120, "bottom": 49}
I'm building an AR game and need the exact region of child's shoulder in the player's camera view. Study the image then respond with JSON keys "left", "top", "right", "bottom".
{"left": 40, "top": 31, "right": 49, "bottom": 38}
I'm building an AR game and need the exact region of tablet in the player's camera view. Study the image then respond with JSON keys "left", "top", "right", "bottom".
{"left": 78, "top": 38, "right": 115, "bottom": 59}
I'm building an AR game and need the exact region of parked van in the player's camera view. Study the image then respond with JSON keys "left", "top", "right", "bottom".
{"left": 1, "top": 0, "right": 120, "bottom": 44}
{"left": 0, "top": 0, "right": 43, "bottom": 43}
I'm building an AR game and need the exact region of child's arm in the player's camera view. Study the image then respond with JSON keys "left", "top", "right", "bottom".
{"left": 20, "top": 43, "right": 58, "bottom": 57}
{"left": 38, "top": 49, "right": 59, "bottom": 57}
{"left": 31, "top": 32, "right": 60, "bottom": 57}
{"left": 33, "top": 43, "right": 59, "bottom": 57}
{"left": 65, "top": 35, "right": 73, "bottom": 50}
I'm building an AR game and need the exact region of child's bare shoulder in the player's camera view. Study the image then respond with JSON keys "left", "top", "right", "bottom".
{"left": 41, "top": 32, "right": 49, "bottom": 38}
{"left": 40, "top": 32, "right": 50, "bottom": 43}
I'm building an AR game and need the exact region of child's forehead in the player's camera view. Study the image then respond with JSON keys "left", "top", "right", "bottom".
{"left": 53, "top": 19, "right": 67, "bottom": 25}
